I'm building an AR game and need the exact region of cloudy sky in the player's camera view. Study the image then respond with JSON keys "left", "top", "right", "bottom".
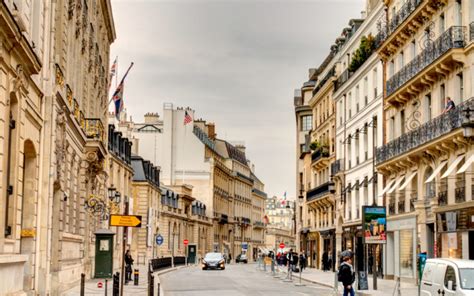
{"left": 110, "top": 0, "right": 364, "bottom": 199}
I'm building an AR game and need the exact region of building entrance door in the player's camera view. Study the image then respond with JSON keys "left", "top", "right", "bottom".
{"left": 469, "top": 232, "right": 474, "bottom": 260}
{"left": 94, "top": 230, "right": 115, "bottom": 278}
{"left": 188, "top": 244, "right": 197, "bottom": 264}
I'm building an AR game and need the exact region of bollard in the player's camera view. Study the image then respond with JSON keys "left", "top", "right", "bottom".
{"left": 148, "top": 275, "right": 154, "bottom": 296}
{"left": 105, "top": 279, "right": 108, "bottom": 296}
{"left": 263, "top": 258, "right": 267, "bottom": 272}
{"left": 271, "top": 258, "right": 275, "bottom": 275}
{"left": 80, "top": 273, "right": 85, "bottom": 296}
{"left": 134, "top": 269, "right": 139, "bottom": 286}
{"left": 157, "top": 283, "right": 161, "bottom": 296}
{"left": 113, "top": 272, "right": 120, "bottom": 296}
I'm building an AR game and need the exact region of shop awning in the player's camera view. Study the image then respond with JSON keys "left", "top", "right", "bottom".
{"left": 425, "top": 161, "right": 448, "bottom": 183}
{"left": 457, "top": 154, "right": 474, "bottom": 174}
{"left": 441, "top": 155, "right": 465, "bottom": 179}
{"left": 398, "top": 171, "right": 417, "bottom": 190}
{"left": 387, "top": 176, "right": 405, "bottom": 194}
{"left": 378, "top": 179, "right": 396, "bottom": 197}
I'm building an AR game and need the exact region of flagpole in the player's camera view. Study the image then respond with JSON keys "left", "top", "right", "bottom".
{"left": 115, "top": 56, "right": 118, "bottom": 90}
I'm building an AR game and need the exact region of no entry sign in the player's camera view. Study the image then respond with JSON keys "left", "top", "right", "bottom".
{"left": 183, "top": 239, "right": 189, "bottom": 245}
{"left": 279, "top": 242, "right": 285, "bottom": 249}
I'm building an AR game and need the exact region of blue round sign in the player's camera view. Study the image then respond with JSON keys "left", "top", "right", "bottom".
{"left": 156, "top": 234, "right": 164, "bottom": 246}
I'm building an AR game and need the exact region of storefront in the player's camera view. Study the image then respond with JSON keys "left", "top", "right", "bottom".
{"left": 320, "top": 229, "right": 336, "bottom": 271}
{"left": 307, "top": 231, "right": 319, "bottom": 268}
{"left": 342, "top": 225, "right": 365, "bottom": 272}
{"left": 385, "top": 216, "right": 416, "bottom": 281}
{"left": 436, "top": 207, "right": 474, "bottom": 260}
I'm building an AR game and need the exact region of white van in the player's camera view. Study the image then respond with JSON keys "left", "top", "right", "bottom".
{"left": 420, "top": 258, "right": 474, "bottom": 296}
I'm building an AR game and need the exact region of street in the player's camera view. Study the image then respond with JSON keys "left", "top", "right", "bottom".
{"left": 160, "top": 264, "right": 333, "bottom": 296}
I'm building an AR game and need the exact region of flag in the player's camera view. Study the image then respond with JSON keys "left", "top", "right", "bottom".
{"left": 111, "top": 62, "right": 134, "bottom": 120}
{"left": 184, "top": 111, "right": 193, "bottom": 125}
{"left": 108, "top": 57, "right": 117, "bottom": 91}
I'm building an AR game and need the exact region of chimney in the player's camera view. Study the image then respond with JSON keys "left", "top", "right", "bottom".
{"left": 235, "top": 143, "right": 246, "bottom": 154}
{"left": 144, "top": 112, "right": 159, "bottom": 124}
{"left": 207, "top": 123, "right": 216, "bottom": 140}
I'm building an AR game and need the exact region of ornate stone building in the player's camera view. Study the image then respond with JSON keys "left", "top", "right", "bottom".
{"left": 43, "top": 0, "right": 116, "bottom": 293}
{"left": 250, "top": 172, "right": 267, "bottom": 260}
{"left": 375, "top": 0, "right": 474, "bottom": 281}
{"left": 0, "top": 2, "right": 44, "bottom": 295}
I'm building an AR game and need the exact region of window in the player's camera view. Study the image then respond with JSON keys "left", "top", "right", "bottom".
{"left": 390, "top": 116, "right": 395, "bottom": 140}
{"left": 389, "top": 60, "right": 394, "bottom": 77}
{"left": 300, "top": 144, "right": 306, "bottom": 153}
{"left": 373, "top": 68, "right": 378, "bottom": 98}
{"left": 400, "top": 109, "right": 405, "bottom": 134}
{"left": 439, "top": 13, "right": 445, "bottom": 34}
{"left": 440, "top": 84, "right": 445, "bottom": 113}
{"left": 339, "top": 100, "right": 343, "bottom": 126}
{"left": 356, "top": 85, "right": 360, "bottom": 113}
{"left": 444, "top": 266, "right": 457, "bottom": 291}
{"left": 457, "top": 72, "right": 464, "bottom": 102}
{"left": 410, "top": 40, "right": 416, "bottom": 59}
{"left": 364, "top": 76, "right": 368, "bottom": 106}
{"left": 301, "top": 115, "right": 312, "bottom": 131}
{"left": 399, "top": 51, "right": 404, "bottom": 68}
{"left": 425, "top": 94, "right": 432, "bottom": 121}
{"left": 348, "top": 92, "right": 352, "bottom": 118}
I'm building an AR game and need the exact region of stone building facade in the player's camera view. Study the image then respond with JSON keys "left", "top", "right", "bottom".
{"left": 375, "top": 0, "right": 474, "bottom": 281}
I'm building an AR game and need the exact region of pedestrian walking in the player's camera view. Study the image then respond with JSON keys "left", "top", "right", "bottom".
{"left": 328, "top": 252, "right": 333, "bottom": 271}
{"left": 124, "top": 250, "right": 134, "bottom": 284}
{"left": 322, "top": 251, "right": 328, "bottom": 271}
{"left": 299, "top": 251, "right": 307, "bottom": 271}
{"left": 228, "top": 253, "right": 232, "bottom": 264}
{"left": 338, "top": 253, "right": 355, "bottom": 296}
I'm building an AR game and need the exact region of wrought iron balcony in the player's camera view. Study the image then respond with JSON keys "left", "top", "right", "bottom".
{"left": 382, "top": 0, "right": 423, "bottom": 40}
{"left": 398, "top": 200, "right": 405, "bottom": 214}
{"left": 334, "top": 69, "right": 353, "bottom": 92}
{"left": 306, "top": 181, "right": 334, "bottom": 202}
{"left": 331, "top": 159, "right": 344, "bottom": 176}
{"left": 387, "top": 26, "right": 466, "bottom": 96}
{"left": 85, "top": 118, "right": 105, "bottom": 142}
{"left": 253, "top": 221, "right": 265, "bottom": 228}
{"left": 455, "top": 186, "right": 466, "bottom": 203}
{"left": 312, "top": 66, "right": 335, "bottom": 96}
{"left": 438, "top": 191, "right": 448, "bottom": 206}
{"left": 376, "top": 97, "right": 474, "bottom": 164}
{"left": 241, "top": 217, "right": 251, "bottom": 226}
{"left": 311, "top": 149, "right": 329, "bottom": 163}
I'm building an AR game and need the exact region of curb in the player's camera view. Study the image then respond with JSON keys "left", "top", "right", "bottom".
{"left": 155, "top": 265, "right": 191, "bottom": 295}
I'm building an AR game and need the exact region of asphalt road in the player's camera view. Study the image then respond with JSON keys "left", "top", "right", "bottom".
{"left": 160, "top": 263, "right": 334, "bottom": 296}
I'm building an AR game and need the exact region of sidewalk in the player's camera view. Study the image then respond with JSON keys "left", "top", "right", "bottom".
{"left": 267, "top": 265, "right": 418, "bottom": 296}
{"left": 62, "top": 264, "right": 182, "bottom": 296}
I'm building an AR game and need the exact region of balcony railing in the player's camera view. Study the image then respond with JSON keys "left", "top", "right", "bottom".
{"left": 331, "top": 159, "right": 344, "bottom": 176}
{"left": 387, "top": 26, "right": 466, "bottom": 96}
{"left": 381, "top": 0, "right": 423, "bottom": 41}
{"left": 312, "top": 66, "right": 335, "bottom": 96}
{"left": 85, "top": 118, "right": 105, "bottom": 142}
{"left": 455, "top": 186, "right": 466, "bottom": 203}
{"left": 219, "top": 214, "right": 228, "bottom": 224}
{"left": 311, "top": 149, "right": 329, "bottom": 163}
{"left": 438, "top": 191, "right": 448, "bottom": 206}
{"left": 376, "top": 97, "right": 474, "bottom": 164}
{"left": 398, "top": 200, "right": 405, "bottom": 214}
{"left": 306, "top": 181, "right": 334, "bottom": 202}
{"left": 334, "top": 69, "right": 353, "bottom": 92}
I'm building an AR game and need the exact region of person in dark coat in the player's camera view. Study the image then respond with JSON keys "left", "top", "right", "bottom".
{"left": 124, "top": 250, "right": 134, "bottom": 283}
{"left": 322, "top": 251, "right": 328, "bottom": 271}
{"left": 299, "top": 251, "right": 307, "bottom": 271}
{"left": 338, "top": 255, "right": 355, "bottom": 296}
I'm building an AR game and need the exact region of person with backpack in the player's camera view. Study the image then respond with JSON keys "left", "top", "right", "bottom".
{"left": 338, "top": 254, "right": 355, "bottom": 296}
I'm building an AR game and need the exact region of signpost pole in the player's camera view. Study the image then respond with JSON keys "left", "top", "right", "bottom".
{"left": 373, "top": 244, "right": 377, "bottom": 290}
{"left": 120, "top": 199, "right": 129, "bottom": 296}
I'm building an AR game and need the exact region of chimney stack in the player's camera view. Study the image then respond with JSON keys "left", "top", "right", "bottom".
{"left": 207, "top": 123, "right": 216, "bottom": 140}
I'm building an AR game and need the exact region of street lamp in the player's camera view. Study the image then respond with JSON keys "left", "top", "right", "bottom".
{"left": 85, "top": 186, "right": 122, "bottom": 220}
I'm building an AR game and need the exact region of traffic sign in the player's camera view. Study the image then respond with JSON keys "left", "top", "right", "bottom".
{"left": 183, "top": 239, "right": 189, "bottom": 245}
{"left": 109, "top": 214, "right": 142, "bottom": 227}
{"left": 156, "top": 234, "right": 164, "bottom": 246}
{"left": 279, "top": 242, "right": 285, "bottom": 249}
{"left": 97, "top": 282, "right": 103, "bottom": 288}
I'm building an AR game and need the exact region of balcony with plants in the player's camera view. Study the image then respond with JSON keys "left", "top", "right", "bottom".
{"left": 376, "top": 97, "right": 474, "bottom": 165}
{"left": 377, "top": 0, "right": 447, "bottom": 59}
{"left": 310, "top": 140, "right": 330, "bottom": 169}
{"left": 386, "top": 26, "right": 466, "bottom": 104}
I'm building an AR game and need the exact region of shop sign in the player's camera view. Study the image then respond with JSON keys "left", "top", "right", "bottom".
{"left": 362, "top": 206, "right": 386, "bottom": 244}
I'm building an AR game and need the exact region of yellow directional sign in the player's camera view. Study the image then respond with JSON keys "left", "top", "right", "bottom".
{"left": 109, "top": 214, "right": 142, "bottom": 227}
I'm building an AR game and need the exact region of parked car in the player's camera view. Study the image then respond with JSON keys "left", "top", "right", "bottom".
{"left": 420, "top": 258, "right": 474, "bottom": 296}
{"left": 202, "top": 252, "right": 225, "bottom": 270}
{"left": 236, "top": 253, "right": 248, "bottom": 264}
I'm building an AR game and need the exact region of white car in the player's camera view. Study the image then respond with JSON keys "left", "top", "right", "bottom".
{"left": 421, "top": 258, "right": 474, "bottom": 296}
